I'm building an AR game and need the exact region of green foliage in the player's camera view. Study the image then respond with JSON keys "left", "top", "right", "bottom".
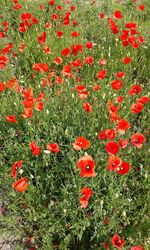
{"left": 0, "top": 0, "right": 150, "bottom": 249}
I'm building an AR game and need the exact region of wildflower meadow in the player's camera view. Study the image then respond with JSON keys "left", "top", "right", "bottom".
{"left": 0, "top": 0, "right": 150, "bottom": 249}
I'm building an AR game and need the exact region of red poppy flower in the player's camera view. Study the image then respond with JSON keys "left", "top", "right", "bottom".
{"left": 80, "top": 187, "right": 92, "bottom": 208}
{"left": 1, "top": 43, "right": 13, "bottom": 54}
{"left": 76, "top": 85, "right": 88, "bottom": 99}
{"left": 111, "top": 234, "right": 125, "bottom": 249}
{"left": 77, "top": 155, "right": 96, "bottom": 178}
{"left": 51, "top": 13, "right": 59, "bottom": 21}
{"left": 105, "top": 141, "right": 119, "bottom": 155}
{"left": 36, "top": 92, "right": 45, "bottom": 102}
{"left": 122, "top": 57, "right": 132, "bottom": 64}
{"left": 119, "top": 139, "right": 129, "bottom": 148}
{"left": 137, "top": 36, "right": 145, "bottom": 44}
{"left": 54, "top": 57, "right": 62, "bottom": 65}
{"left": 55, "top": 76, "right": 64, "bottom": 84}
{"left": 13, "top": 3, "right": 22, "bottom": 9}
{"left": 23, "top": 19, "right": 31, "bottom": 29}
{"left": 130, "top": 246, "right": 144, "bottom": 250}
{"left": 6, "top": 115, "right": 18, "bottom": 124}
{"left": 73, "top": 137, "right": 90, "bottom": 150}
{"left": 119, "top": 29, "right": 129, "bottom": 41}
{"left": 131, "top": 133, "right": 146, "bottom": 149}
{"left": 98, "top": 130, "right": 107, "bottom": 140}
{"left": 97, "top": 69, "right": 107, "bottom": 80}
{"left": 43, "top": 46, "right": 51, "bottom": 54}
{"left": 131, "top": 102, "right": 143, "bottom": 114}
{"left": 105, "top": 129, "right": 116, "bottom": 140}
{"left": 93, "top": 85, "right": 100, "bottom": 91}
{"left": 110, "top": 111, "right": 119, "bottom": 122}
{"left": 126, "top": 22, "right": 137, "bottom": 29}
{"left": 138, "top": 5, "right": 145, "bottom": 11}
{"left": 0, "top": 55, "right": 9, "bottom": 69}
{"left": 0, "top": 32, "right": 6, "bottom": 38}
{"left": 70, "top": 5, "right": 76, "bottom": 11}
{"left": 22, "top": 98, "right": 34, "bottom": 108}
{"left": 73, "top": 19, "right": 78, "bottom": 26}
{"left": 11, "top": 160, "right": 24, "bottom": 178}
{"left": 56, "top": 5, "right": 63, "bottom": 11}
{"left": 108, "top": 109, "right": 117, "bottom": 121}
{"left": 62, "top": 65, "right": 72, "bottom": 76}
{"left": 128, "top": 85, "right": 142, "bottom": 96}
{"left": 85, "top": 42, "right": 93, "bottom": 49}
{"left": 108, "top": 101, "right": 119, "bottom": 113}
{"left": 29, "top": 142, "right": 42, "bottom": 156}
{"left": 107, "top": 18, "right": 119, "bottom": 34}
{"left": 31, "top": 17, "right": 38, "bottom": 24}
{"left": 136, "top": 96, "right": 149, "bottom": 105}
{"left": 84, "top": 56, "right": 94, "bottom": 65}
{"left": 116, "top": 161, "right": 130, "bottom": 175}
{"left": 71, "top": 31, "right": 80, "bottom": 37}
{"left": 12, "top": 0, "right": 18, "bottom": 3}
{"left": 18, "top": 43, "right": 26, "bottom": 52}
{"left": 46, "top": 143, "right": 60, "bottom": 153}
{"left": 110, "top": 24, "right": 119, "bottom": 34}
{"left": 103, "top": 242, "right": 110, "bottom": 250}
{"left": 111, "top": 79, "right": 123, "bottom": 90}
{"left": 116, "top": 119, "right": 130, "bottom": 135}
{"left": 71, "top": 44, "right": 83, "bottom": 56}
{"left": 0, "top": 82, "right": 5, "bottom": 92}
{"left": 12, "top": 177, "right": 28, "bottom": 192}
{"left": 20, "top": 108, "right": 33, "bottom": 119}
{"left": 0, "top": 55, "right": 9, "bottom": 64}
{"left": 49, "top": 0, "right": 54, "bottom": 5}
{"left": 45, "top": 22, "right": 52, "bottom": 29}
{"left": 63, "top": 17, "right": 70, "bottom": 26}
{"left": 35, "top": 101, "right": 44, "bottom": 111}
{"left": 19, "top": 23, "right": 26, "bottom": 33}
{"left": 115, "top": 72, "right": 126, "bottom": 78}
{"left": 38, "top": 31, "right": 46, "bottom": 44}
{"left": 72, "top": 59, "right": 82, "bottom": 67}
{"left": 20, "top": 12, "right": 32, "bottom": 20}
{"left": 99, "top": 59, "right": 107, "bottom": 66}
{"left": 83, "top": 102, "right": 92, "bottom": 112}
{"left": 99, "top": 12, "right": 104, "bottom": 18}
{"left": 113, "top": 10, "right": 123, "bottom": 19}
{"left": 32, "top": 63, "right": 49, "bottom": 72}
{"left": 23, "top": 88, "right": 33, "bottom": 98}
{"left": 61, "top": 48, "right": 70, "bottom": 57}
{"left": 115, "top": 96, "right": 124, "bottom": 103}
{"left": 106, "top": 155, "right": 122, "bottom": 171}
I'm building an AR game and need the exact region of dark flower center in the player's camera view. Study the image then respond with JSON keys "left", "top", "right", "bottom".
{"left": 115, "top": 239, "right": 121, "bottom": 246}
{"left": 86, "top": 165, "right": 90, "bottom": 170}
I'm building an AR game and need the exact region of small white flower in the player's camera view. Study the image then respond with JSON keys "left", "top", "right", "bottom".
{"left": 115, "top": 193, "right": 119, "bottom": 198}
{"left": 19, "top": 169, "right": 23, "bottom": 174}
{"left": 100, "top": 200, "right": 104, "bottom": 206}
{"left": 44, "top": 150, "right": 51, "bottom": 154}
{"left": 122, "top": 211, "right": 126, "bottom": 217}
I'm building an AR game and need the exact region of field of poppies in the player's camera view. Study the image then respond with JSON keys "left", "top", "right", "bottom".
{"left": 0, "top": 0, "right": 150, "bottom": 249}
